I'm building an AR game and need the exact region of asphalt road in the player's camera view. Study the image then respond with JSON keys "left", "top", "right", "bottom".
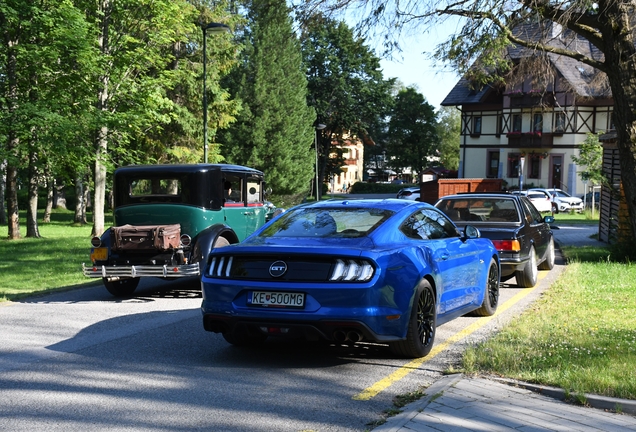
{"left": 0, "top": 261, "right": 565, "bottom": 431}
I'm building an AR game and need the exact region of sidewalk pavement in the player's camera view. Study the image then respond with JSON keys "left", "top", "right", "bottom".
{"left": 374, "top": 223, "right": 636, "bottom": 432}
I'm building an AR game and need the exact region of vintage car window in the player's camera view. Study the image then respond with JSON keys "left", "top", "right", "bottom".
{"left": 401, "top": 208, "right": 457, "bottom": 240}
{"left": 259, "top": 208, "right": 393, "bottom": 238}
{"left": 130, "top": 178, "right": 180, "bottom": 196}
{"left": 246, "top": 179, "right": 261, "bottom": 204}
{"left": 223, "top": 175, "right": 243, "bottom": 204}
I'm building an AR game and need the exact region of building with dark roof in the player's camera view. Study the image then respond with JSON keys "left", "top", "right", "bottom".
{"left": 441, "top": 22, "right": 613, "bottom": 196}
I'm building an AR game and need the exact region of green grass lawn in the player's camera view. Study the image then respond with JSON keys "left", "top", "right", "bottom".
{"left": 462, "top": 245, "right": 636, "bottom": 401}
{"left": 0, "top": 209, "right": 111, "bottom": 300}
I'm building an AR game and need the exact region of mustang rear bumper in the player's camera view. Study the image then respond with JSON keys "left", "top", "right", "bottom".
{"left": 82, "top": 263, "right": 200, "bottom": 278}
{"left": 202, "top": 313, "right": 402, "bottom": 343}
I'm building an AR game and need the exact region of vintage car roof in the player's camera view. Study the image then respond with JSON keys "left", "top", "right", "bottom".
{"left": 114, "top": 163, "right": 264, "bottom": 176}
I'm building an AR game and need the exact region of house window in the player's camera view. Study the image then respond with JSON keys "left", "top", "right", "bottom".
{"left": 472, "top": 116, "right": 482, "bottom": 136}
{"left": 529, "top": 155, "right": 541, "bottom": 179}
{"left": 533, "top": 113, "right": 543, "bottom": 132}
{"left": 508, "top": 153, "right": 520, "bottom": 178}
{"left": 487, "top": 150, "right": 500, "bottom": 178}
{"left": 512, "top": 114, "right": 522, "bottom": 132}
{"left": 554, "top": 112, "right": 566, "bottom": 132}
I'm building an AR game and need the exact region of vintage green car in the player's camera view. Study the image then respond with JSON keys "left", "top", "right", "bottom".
{"left": 83, "top": 164, "right": 274, "bottom": 297}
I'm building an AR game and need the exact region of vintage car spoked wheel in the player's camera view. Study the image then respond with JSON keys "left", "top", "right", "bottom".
{"left": 390, "top": 280, "right": 436, "bottom": 358}
{"left": 538, "top": 237, "right": 555, "bottom": 270}
{"left": 516, "top": 246, "right": 538, "bottom": 288}
{"left": 473, "top": 259, "right": 499, "bottom": 316}
{"left": 103, "top": 277, "right": 140, "bottom": 297}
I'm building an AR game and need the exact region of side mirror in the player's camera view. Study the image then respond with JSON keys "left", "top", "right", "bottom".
{"left": 462, "top": 225, "right": 481, "bottom": 240}
{"left": 544, "top": 215, "right": 555, "bottom": 224}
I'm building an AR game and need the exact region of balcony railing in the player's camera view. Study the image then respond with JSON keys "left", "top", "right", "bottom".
{"left": 505, "top": 132, "right": 554, "bottom": 148}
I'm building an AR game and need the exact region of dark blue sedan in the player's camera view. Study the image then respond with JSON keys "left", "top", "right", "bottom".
{"left": 201, "top": 199, "right": 500, "bottom": 358}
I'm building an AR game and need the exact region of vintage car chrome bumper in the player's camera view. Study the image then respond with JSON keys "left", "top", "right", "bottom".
{"left": 82, "top": 263, "right": 200, "bottom": 278}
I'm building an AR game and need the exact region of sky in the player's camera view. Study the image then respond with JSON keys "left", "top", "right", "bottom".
{"left": 377, "top": 24, "right": 462, "bottom": 110}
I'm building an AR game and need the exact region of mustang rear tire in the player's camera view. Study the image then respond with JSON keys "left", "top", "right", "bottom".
{"left": 538, "top": 237, "right": 555, "bottom": 270}
{"left": 473, "top": 258, "right": 499, "bottom": 316}
{"left": 390, "top": 280, "right": 436, "bottom": 358}
{"left": 516, "top": 246, "right": 538, "bottom": 287}
{"left": 103, "top": 277, "right": 140, "bottom": 297}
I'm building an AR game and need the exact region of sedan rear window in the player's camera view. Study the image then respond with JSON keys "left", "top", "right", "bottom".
{"left": 259, "top": 208, "right": 394, "bottom": 238}
{"left": 437, "top": 198, "right": 521, "bottom": 223}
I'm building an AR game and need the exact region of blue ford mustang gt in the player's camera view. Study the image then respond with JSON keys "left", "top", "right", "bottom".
{"left": 201, "top": 199, "right": 500, "bottom": 358}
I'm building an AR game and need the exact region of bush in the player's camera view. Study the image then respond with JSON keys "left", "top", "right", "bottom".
{"left": 349, "top": 182, "right": 418, "bottom": 194}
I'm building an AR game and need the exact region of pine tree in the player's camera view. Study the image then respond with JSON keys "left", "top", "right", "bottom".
{"left": 219, "top": 0, "right": 316, "bottom": 197}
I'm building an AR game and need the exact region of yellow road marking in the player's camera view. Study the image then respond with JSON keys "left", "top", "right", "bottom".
{"left": 353, "top": 272, "right": 547, "bottom": 400}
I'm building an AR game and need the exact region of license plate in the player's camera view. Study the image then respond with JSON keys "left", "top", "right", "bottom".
{"left": 249, "top": 291, "right": 305, "bottom": 308}
{"left": 91, "top": 247, "right": 108, "bottom": 262}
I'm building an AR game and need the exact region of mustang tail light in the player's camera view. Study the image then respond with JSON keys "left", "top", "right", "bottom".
{"left": 491, "top": 239, "right": 521, "bottom": 252}
{"left": 330, "top": 259, "right": 374, "bottom": 282}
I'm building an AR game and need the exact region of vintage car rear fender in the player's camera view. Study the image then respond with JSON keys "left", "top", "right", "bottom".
{"left": 193, "top": 224, "right": 240, "bottom": 268}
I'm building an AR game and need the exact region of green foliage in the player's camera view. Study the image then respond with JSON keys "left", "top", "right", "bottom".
{"left": 348, "top": 182, "right": 415, "bottom": 194}
{"left": 436, "top": 106, "right": 460, "bottom": 170}
{"left": 300, "top": 13, "right": 394, "bottom": 182}
{"left": 387, "top": 87, "right": 438, "bottom": 177}
{"left": 571, "top": 133, "right": 605, "bottom": 186}
{"left": 219, "top": 0, "right": 316, "bottom": 195}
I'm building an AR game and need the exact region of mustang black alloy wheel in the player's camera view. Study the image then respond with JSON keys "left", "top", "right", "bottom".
{"left": 390, "top": 280, "right": 436, "bottom": 358}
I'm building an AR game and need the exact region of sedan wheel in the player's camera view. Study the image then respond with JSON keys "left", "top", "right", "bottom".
{"left": 103, "top": 277, "right": 140, "bottom": 297}
{"left": 515, "top": 246, "right": 538, "bottom": 288}
{"left": 538, "top": 237, "right": 555, "bottom": 270}
{"left": 473, "top": 259, "right": 499, "bottom": 316}
{"left": 390, "top": 280, "right": 436, "bottom": 358}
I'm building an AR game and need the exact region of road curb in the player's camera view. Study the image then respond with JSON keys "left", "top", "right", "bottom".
{"left": 491, "top": 376, "right": 636, "bottom": 415}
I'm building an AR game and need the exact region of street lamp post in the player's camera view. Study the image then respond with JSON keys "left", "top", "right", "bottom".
{"left": 315, "top": 124, "right": 326, "bottom": 201}
{"left": 202, "top": 22, "right": 230, "bottom": 164}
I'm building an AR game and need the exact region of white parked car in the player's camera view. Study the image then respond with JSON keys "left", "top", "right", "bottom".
{"left": 396, "top": 187, "right": 420, "bottom": 200}
{"left": 529, "top": 188, "right": 584, "bottom": 213}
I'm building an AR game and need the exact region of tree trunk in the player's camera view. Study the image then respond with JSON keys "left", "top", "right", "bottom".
{"left": 42, "top": 174, "right": 53, "bottom": 223}
{"left": 92, "top": 0, "right": 111, "bottom": 237}
{"left": 74, "top": 174, "right": 87, "bottom": 224}
{"left": 0, "top": 160, "right": 6, "bottom": 225}
{"left": 602, "top": 2, "right": 636, "bottom": 244}
{"left": 26, "top": 151, "right": 41, "bottom": 238}
{"left": 4, "top": 27, "right": 20, "bottom": 239}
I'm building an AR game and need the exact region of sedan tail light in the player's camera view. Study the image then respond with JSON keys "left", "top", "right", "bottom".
{"left": 491, "top": 239, "right": 521, "bottom": 252}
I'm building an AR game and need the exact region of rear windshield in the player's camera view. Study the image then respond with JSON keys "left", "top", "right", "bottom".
{"left": 437, "top": 198, "right": 520, "bottom": 223}
{"left": 259, "top": 208, "right": 394, "bottom": 238}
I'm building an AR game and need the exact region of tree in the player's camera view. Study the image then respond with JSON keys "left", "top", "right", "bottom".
{"left": 436, "top": 106, "right": 460, "bottom": 171}
{"left": 0, "top": 0, "right": 95, "bottom": 238}
{"left": 387, "top": 87, "right": 438, "bottom": 180}
{"left": 572, "top": 133, "right": 604, "bottom": 186}
{"left": 219, "top": 0, "right": 316, "bottom": 197}
{"left": 296, "top": 0, "right": 636, "bottom": 245}
{"left": 300, "top": 13, "right": 394, "bottom": 190}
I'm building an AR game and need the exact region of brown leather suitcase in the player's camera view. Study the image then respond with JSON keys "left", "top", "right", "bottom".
{"left": 153, "top": 224, "right": 181, "bottom": 251}
{"left": 111, "top": 224, "right": 180, "bottom": 252}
